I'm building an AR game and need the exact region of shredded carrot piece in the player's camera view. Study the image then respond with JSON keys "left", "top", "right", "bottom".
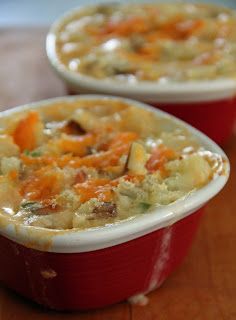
{"left": 57, "top": 133, "right": 96, "bottom": 156}
{"left": 99, "top": 132, "right": 137, "bottom": 151}
{"left": 101, "top": 17, "right": 148, "bottom": 36}
{"left": 13, "top": 111, "right": 40, "bottom": 152}
{"left": 20, "top": 167, "right": 63, "bottom": 201}
{"left": 21, "top": 154, "right": 53, "bottom": 166}
{"left": 146, "top": 146, "right": 176, "bottom": 173}
{"left": 74, "top": 175, "right": 143, "bottom": 203}
{"left": 78, "top": 148, "right": 124, "bottom": 169}
{"left": 69, "top": 132, "right": 138, "bottom": 169}
{"left": 123, "top": 174, "right": 145, "bottom": 183}
{"left": 8, "top": 170, "right": 18, "bottom": 180}
{"left": 74, "top": 178, "right": 117, "bottom": 203}
{"left": 108, "top": 132, "right": 138, "bottom": 149}
{"left": 20, "top": 131, "right": 138, "bottom": 172}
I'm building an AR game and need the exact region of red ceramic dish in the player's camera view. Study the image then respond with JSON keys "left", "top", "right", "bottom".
{"left": 0, "top": 96, "right": 229, "bottom": 311}
{"left": 151, "top": 96, "right": 236, "bottom": 145}
{"left": 0, "top": 208, "right": 204, "bottom": 311}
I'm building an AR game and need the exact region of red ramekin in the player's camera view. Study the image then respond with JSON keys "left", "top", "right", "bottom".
{"left": 0, "top": 95, "right": 230, "bottom": 311}
{"left": 46, "top": 5, "right": 236, "bottom": 145}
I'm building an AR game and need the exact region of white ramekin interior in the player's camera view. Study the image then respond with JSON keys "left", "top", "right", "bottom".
{"left": 46, "top": 5, "right": 236, "bottom": 103}
{"left": 0, "top": 95, "right": 230, "bottom": 253}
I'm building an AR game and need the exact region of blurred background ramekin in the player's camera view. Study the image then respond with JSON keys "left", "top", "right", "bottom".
{"left": 46, "top": 2, "right": 236, "bottom": 145}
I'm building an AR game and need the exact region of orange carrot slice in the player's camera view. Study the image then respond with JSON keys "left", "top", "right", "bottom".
{"left": 13, "top": 111, "right": 40, "bottom": 152}
{"left": 20, "top": 167, "right": 63, "bottom": 201}
{"left": 146, "top": 146, "right": 176, "bottom": 173}
{"left": 74, "top": 178, "right": 116, "bottom": 203}
{"left": 57, "top": 133, "right": 96, "bottom": 156}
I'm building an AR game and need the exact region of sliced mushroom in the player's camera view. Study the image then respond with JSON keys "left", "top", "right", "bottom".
{"left": 92, "top": 202, "right": 117, "bottom": 218}
{"left": 72, "top": 109, "right": 99, "bottom": 132}
{"left": 74, "top": 169, "right": 87, "bottom": 183}
{"left": 20, "top": 200, "right": 59, "bottom": 216}
{"left": 63, "top": 120, "right": 86, "bottom": 135}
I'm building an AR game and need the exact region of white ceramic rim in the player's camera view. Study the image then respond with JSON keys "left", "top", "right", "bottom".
{"left": 46, "top": 3, "right": 236, "bottom": 103}
{"left": 0, "top": 95, "right": 230, "bottom": 253}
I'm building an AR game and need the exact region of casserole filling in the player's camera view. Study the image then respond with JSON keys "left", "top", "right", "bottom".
{"left": 0, "top": 99, "right": 224, "bottom": 229}
{"left": 54, "top": 3, "right": 236, "bottom": 82}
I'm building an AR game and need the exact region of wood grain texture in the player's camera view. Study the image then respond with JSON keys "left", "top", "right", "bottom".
{"left": 0, "top": 28, "right": 66, "bottom": 109}
{"left": 0, "top": 28, "right": 235, "bottom": 320}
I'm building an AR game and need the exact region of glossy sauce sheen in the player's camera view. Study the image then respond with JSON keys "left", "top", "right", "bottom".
{"left": 0, "top": 99, "right": 225, "bottom": 230}
{"left": 55, "top": 3, "right": 236, "bottom": 82}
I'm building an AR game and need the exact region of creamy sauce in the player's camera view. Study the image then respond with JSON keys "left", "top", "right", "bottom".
{"left": 54, "top": 3, "right": 236, "bottom": 82}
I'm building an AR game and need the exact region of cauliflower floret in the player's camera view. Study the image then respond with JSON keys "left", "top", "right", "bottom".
{"left": 55, "top": 189, "right": 80, "bottom": 210}
{"left": 115, "top": 180, "right": 149, "bottom": 216}
{"left": 142, "top": 173, "right": 185, "bottom": 205}
{"left": 1, "top": 157, "right": 21, "bottom": 175}
{"left": 0, "top": 176, "right": 21, "bottom": 212}
{"left": 165, "top": 154, "right": 211, "bottom": 191}
{"left": 115, "top": 180, "right": 145, "bottom": 201}
{"left": 0, "top": 135, "right": 19, "bottom": 157}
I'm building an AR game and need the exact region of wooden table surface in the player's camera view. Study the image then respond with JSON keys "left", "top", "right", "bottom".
{"left": 0, "top": 28, "right": 235, "bottom": 320}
